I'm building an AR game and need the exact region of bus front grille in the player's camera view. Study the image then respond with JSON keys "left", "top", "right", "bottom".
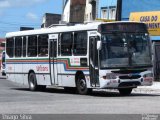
{"left": 119, "top": 75, "right": 141, "bottom": 79}
{"left": 118, "top": 81, "right": 141, "bottom": 88}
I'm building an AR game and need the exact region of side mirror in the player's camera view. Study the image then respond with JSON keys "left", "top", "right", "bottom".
{"left": 97, "top": 41, "right": 102, "bottom": 50}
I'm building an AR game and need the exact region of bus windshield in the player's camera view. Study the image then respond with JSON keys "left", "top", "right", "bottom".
{"left": 100, "top": 32, "right": 152, "bottom": 69}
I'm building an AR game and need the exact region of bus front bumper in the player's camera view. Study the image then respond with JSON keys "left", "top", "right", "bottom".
{"left": 99, "top": 77, "right": 153, "bottom": 89}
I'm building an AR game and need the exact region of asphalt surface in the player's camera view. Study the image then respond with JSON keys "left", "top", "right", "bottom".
{"left": 0, "top": 78, "right": 160, "bottom": 120}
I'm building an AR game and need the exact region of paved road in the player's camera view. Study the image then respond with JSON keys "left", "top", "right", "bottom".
{"left": 0, "top": 78, "right": 160, "bottom": 116}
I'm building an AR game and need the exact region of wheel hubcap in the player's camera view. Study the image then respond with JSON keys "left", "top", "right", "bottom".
{"left": 30, "top": 76, "right": 35, "bottom": 88}
{"left": 79, "top": 78, "right": 86, "bottom": 90}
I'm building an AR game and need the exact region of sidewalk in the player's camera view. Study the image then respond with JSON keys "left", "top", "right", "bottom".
{"left": 138, "top": 82, "right": 160, "bottom": 90}
{"left": 133, "top": 82, "right": 160, "bottom": 94}
{"left": 0, "top": 75, "right": 6, "bottom": 79}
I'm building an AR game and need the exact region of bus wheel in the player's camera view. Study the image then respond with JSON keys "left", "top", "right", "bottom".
{"left": 28, "top": 73, "right": 38, "bottom": 91}
{"left": 118, "top": 88, "right": 132, "bottom": 96}
{"left": 76, "top": 74, "right": 90, "bottom": 95}
{"left": 28, "top": 73, "right": 46, "bottom": 91}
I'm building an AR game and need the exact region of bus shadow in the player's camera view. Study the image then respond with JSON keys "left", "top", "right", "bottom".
{"left": 11, "top": 87, "right": 68, "bottom": 94}
{"left": 90, "top": 90, "right": 160, "bottom": 97}
{"left": 11, "top": 87, "right": 160, "bottom": 97}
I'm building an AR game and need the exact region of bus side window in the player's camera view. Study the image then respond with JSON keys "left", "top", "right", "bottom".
{"left": 38, "top": 35, "right": 48, "bottom": 57}
{"left": 23, "top": 37, "right": 27, "bottom": 57}
{"left": 15, "top": 37, "right": 22, "bottom": 57}
{"left": 74, "top": 32, "right": 87, "bottom": 56}
{"left": 58, "top": 35, "right": 61, "bottom": 56}
{"left": 28, "top": 35, "right": 37, "bottom": 57}
{"left": 61, "top": 33, "right": 73, "bottom": 56}
{"left": 6, "top": 38, "right": 14, "bottom": 58}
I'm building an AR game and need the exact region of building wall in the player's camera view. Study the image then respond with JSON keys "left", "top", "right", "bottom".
{"left": 42, "top": 13, "right": 61, "bottom": 28}
{"left": 63, "top": 0, "right": 86, "bottom": 23}
{"left": 85, "top": 0, "right": 93, "bottom": 21}
{"left": 101, "top": 7, "right": 108, "bottom": 19}
{"left": 70, "top": 0, "right": 86, "bottom": 23}
{"left": 62, "top": 0, "right": 117, "bottom": 23}
{"left": 99, "top": 0, "right": 117, "bottom": 20}
{"left": 63, "top": 0, "right": 71, "bottom": 22}
{"left": 101, "top": 6, "right": 116, "bottom": 20}
{"left": 85, "top": 0, "right": 99, "bottom": 21}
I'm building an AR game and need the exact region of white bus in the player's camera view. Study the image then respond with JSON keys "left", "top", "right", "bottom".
{"left": 5, "top": 22, "right": 153, "bottom": 95}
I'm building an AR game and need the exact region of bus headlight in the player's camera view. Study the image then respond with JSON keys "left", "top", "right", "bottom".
{"left": 103, "top": 73, "right": 117, "bottom": 80}
{"left": 143, "top": 73, "right": 153, "bottom": 82}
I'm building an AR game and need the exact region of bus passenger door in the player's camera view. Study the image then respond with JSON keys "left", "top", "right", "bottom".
{"left": 49, "top": 34, "right": 58, "bottom": 85}
{"left": 89, "top": 37, "right": 100, "bottom": 87}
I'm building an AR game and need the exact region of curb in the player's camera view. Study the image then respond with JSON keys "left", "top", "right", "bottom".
{"left": 133, "top": 88, "right": 160, "bottom": 94}
{"left": 0, "top": 76, "right": 7, "bottom": 79}
{"left": 138, "top": 82, "right": 160, "bottom": 90}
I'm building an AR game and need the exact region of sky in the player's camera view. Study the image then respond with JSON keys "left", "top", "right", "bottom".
{"left": 0, "top": 0, "right": 116, "bottom": 38}
{"left": 122, "top": 0, "right": 160, "bottom": 20}
{"left": 0, "top": 0, "right": 63, "bottom": 38}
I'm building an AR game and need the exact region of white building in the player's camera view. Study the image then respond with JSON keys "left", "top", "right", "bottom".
{"left": 42, "top": 13, "right": 61, "bottom": 28}
{"left": 85, "top": 0, "right": 99, "bottom": 22}
{"left": 62, "top": 0, "right": 71, "bottom": 23}
{"left": 62, "top": 0, "right": 117, "bottom": 23}
{"left": 101, "top": 6, "right": 116, "bottom": 20}
{"left": 62, "top": 0, "right": 86, "bottom": 23}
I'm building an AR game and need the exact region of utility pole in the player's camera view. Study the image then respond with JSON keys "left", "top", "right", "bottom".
{"left": 116, "top": 0, "right": 122, "bottom": 21}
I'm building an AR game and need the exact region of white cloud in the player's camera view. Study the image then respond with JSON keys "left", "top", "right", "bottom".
{"left": 0, "top": 0, "right": 48, "bottom": 8}
{"left": 0, "top": 1, "right": 10, "bottom": 8}
{"left": 11, "top": 0, "right": 48, "bottom": 7}
{"left": 26, "top": 12, "right": 38, "bottom": 21}
{"left": 0, "top": 0, "right": 48, "bottom": 17}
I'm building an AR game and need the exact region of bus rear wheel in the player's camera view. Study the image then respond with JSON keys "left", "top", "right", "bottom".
{"left": 76, "top": 74, "right": 91, "bottom": 95}
{"left": 118, "top": 88, "right": 132, "bottom": 96}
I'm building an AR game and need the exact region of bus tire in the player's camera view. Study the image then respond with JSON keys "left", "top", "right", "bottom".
{"left": 28, "top": 72, "right": 38, "bottom": 91}
{"left": 28, "top": 73, "right": 46, "bottom": 91}
{"left": 76, "top": 74, "right": 90, "bottom": 95}
{"left": 118, "top": 88, "right": 132, "bottom": 96}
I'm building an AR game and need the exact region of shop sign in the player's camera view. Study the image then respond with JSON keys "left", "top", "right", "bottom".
{"left": 130, "top": 11, "right": 160, "bottom": 36}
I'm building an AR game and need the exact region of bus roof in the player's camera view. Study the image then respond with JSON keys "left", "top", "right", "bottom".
{"left": 5, "top": 21, "right": 143, "bottom": 38}
{"left": 5, "top": 22, "right": 101, "bottom": 38}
